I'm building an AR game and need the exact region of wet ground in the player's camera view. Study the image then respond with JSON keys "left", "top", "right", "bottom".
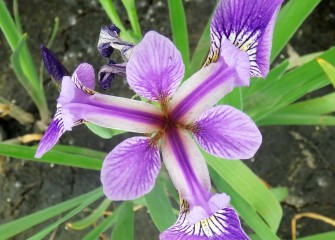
{"left": 0, "top": 0, "right": 334, "bottom": 239}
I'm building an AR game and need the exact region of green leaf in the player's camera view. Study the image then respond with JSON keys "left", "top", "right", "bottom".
{"left": 82, "top": 203, "right": 126, "bottom": 240}
{"left": 86, "top": 122, "right": 125, "bottom": 139}
{"left": 271, "top": 0, "right": 321, "bottom": 62}
{"left": 68, "top": 198, "right": 111, "bottom": 230}
{"left": 27, "top": 188, "right": 104, "bottom": 240}
{"left": 145, "top": 177, "right": 176, "bottom": 231}
{"left": 0, "top": 143, "right": 103, "bottom": 170}
{"left": 0, "top": 188, "right": 102, "bottom": 240}
{"left": 298, "top": 231, "right": 335, "bottom": 240}
{"left": 245, "top": 47, "right": 335, "bottom": 122}
{"left": 167, "top": 0, "right": 190, "bottom": 75}
{"left": 189, "top": 19, "right": 211, "bottom": 77}
{"left": 317, "top": 58, "right": 335, "bottom": 88}
{"left": 258, "top": 93, "right": 335, "bottom": 126}
{"left": 111, "top": 201, "right": 134, "bottom": 240}
{"left": 121, "top": 0, "right": 142, "bottom": 40}
{"left": 218, "top": 87, "right": 243, "bottom": 110}
{"left": 210, "top": 168, "right": 280, "bottom": 240}
{"left": 205, "top": 152, "right": 282, "bottom": 232}
{"left": 270, "top": 187, "right": 289, "bottom": 202}
{"left": 52, "top": 144, "right": 106, "bottom": 159}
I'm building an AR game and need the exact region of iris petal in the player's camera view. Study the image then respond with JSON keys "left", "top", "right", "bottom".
{"left": 101, "top": 137, "right": 161, "bottom": 200}
{"left": 209, "top": 0, "right": 283, "bottom": 77}
{"left": 127, "top": 31, "right": 185, "bottom": 102}
{"left": 160, "top": 197, "right": 249, "bottom": 240}
{"left": 193, "top": 105, "right": 262, "bottom": 160}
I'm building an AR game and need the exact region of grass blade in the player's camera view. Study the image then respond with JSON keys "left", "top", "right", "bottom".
{"left": 111, "top": 201, "right": 134, "bottom": 240}
{"left": 317, "top": 58, "right": 335, "bottom": 88}
{"left": 205, "top": 152, "right": 282, "bottom": 232}
{"left": 0, "top": 143, "right": 103, "bottom": 170}
{"left": 167, "top": 0, "right": 190, "bottom": 75}
{"left": 210, "top": 168, "right": 280, "bottom": 240}
{"left": 67, "top": 198, "right": 111, "bottom": 230}
{"left": 27, "top": 188, "right": 104, "bottom": 240}
{"left": 0, "top": 188, "right": 102, "bottom": 240}
{"left": 145, "top": 177, "right": 176, "bottom": 231}
{"left": 271, "top": 0, "right": 321, "bottom": 62}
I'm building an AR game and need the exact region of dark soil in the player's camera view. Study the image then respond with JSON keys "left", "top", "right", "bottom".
{"left": 0, "top": 0, "right": 334, "bottom": 240}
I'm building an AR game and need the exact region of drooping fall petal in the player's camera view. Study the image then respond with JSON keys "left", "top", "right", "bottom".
{"left": 127, "top": 31, "right": 185, "bottom": 101}
{"left": 193, "top": 105, "right": 262, "bottom": 160}
{"left": 101, "top": 137, "right": 161, "bottom": 200}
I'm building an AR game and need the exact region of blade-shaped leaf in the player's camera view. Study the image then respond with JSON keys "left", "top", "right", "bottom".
{"left": 27, "top": 188, "right": 104, "bottom": 240}
{"left": 145, "top": 177, "right": 176, "bottom": 231}
{"left": 167, "top": 0, "right": 190, "bottom": 75}
{"left": 0, "top": 188, "right": 102, "bottom": 240}
{"left": 210, "top": 168, "right": 280, "bottom": 240}
{"left": 0, "top": 143, "right": 103, "bottom": 170}
{"left": 271, "top": 0, "right": 321, "bottom": 62}
{"left": 111, "top": 201, "right": 134, "bottom": 240}
{"left": 317, "top": 58, "right": 335, "bottom": 88}
{"left": 205, "top": 152, "right": 282, "bottom": 232}
{"left": 86, "top": 123, "right": 124, "bottom": 139}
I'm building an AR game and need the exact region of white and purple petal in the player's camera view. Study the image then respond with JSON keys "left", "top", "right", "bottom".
{"left": 161, "top": 127, "right": 211, "bottom": 208}
{"left": 168, "top": 42, "right": 249, "bottom": 124}
{"left": 98, "top": 25, "right": 134, "bottom": 60}
{"left": 160, "top": 197, "right": 249, "bottom": 240}
{"left": 127, "top": 31, "right": 185, "bottom": 102}
{"left": 210, "top": 0, "right": 283, "bottom": 77}
{"left": 101, "top": 137, "right": 161, "bottom": 200}
{"left": 193, "top": 105, "right": 262, "bottom": 160}
{"left": 98, "top": 61, "right": 126, "bottom": 90}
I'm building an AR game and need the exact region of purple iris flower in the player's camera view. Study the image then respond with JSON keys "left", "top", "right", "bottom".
{"left": 97, "top": 25, "right": 134, "bottom": 89}
{"left": 207, "top": 0, "right": 283, "bottom": 78}
{"left": 35, "top": 31, "right": 261, "bottom": 239}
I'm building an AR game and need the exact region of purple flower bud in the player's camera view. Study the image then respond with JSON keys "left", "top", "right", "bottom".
{"left": 40, "top": 45, "right": 69, "bottom": 83}
{"left": 98, "top": 61, "right": 126, "bottom": 90}
{"left": 97, "top": 25, "right": 121, "bottom": 58}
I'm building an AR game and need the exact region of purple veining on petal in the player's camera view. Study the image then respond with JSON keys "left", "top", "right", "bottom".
{"left": 35, "top": 105, "right": 65, "bottom": 158}
{"left": 127, "top": 31, "right": 184, "bottom": 101}
{"left": 193, "top": 105, "right": 262, "bottom": 160}
{"left": 97, "top": 25, "right": 121, "bottom": 58}
{"left": 98, "top": 61, "right": 126, "bottom": 90}
{"left": 160, "top": 197, "right": 249, "bottom": 240}
{"left": 101, "top": 136, "right": 161, "bottom": 200}
{"left": 40, "top": 45, "right": 69, "bottom": 83}
{"left": 210, "top": 0, "right": 283, "bottom": 77}
{"left": 162, "top": 127, "right": 211, "bottom": 209}
{"left": 169, "top": 42, "right": 250, "bottom": 124}
{"left": 97, "top": 25, "right": 134, "bottom": 61}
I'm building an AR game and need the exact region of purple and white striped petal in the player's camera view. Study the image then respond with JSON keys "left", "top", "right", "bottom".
{"left": 98, "top": 61, "right": 126, "bottom": 90}
{"left": 97, "top": 25, "right": 134, "bottom": 60}
{"left": 160, "top": 197, "right": 249, "bottom": 240}
{"left": 101, "top": 137, "right": 161, "bottom": 200}
{"left": 161, "top": 127, "right": 211, "bottom": 208}
{"left": 35, "top": 105, "right": 66, "bottom": 158}
{"left": 127, "top": 31, "right": 185, "bottom": 102}
{"left": 193, "top": 105, "right": 262, "bottom": 160}
{"left": 168, "top": 42, "right": 249, "bottom": 124}
{"left": 210, "top": 0, "right": 283, "bottom": 77}
{"left": 58, "top": 63, "right": 164, "bottom": 133}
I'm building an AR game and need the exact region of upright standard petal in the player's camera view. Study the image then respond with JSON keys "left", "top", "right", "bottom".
{"left": 101, "top": 137, "right": 161, "bottom": 200}
{"left": 98, "top": 61, "right": 126, "bottom": 90}
{"left": 192, "top": 105, "right": 262, "bottom": 160}
{"left": 160, "top": 197, "right": 249, "bottom": 240}
{"left": 168, "top": 42, "right": 249, "bottom": 124}
{"left": 161, "top": 127, "right": 211, "bottom": 208}
{"left": 209, "top": 0, "right": 283, "bottom": 77}
{"left": 127, "top": 31, "right": 185, "bottom": 102}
